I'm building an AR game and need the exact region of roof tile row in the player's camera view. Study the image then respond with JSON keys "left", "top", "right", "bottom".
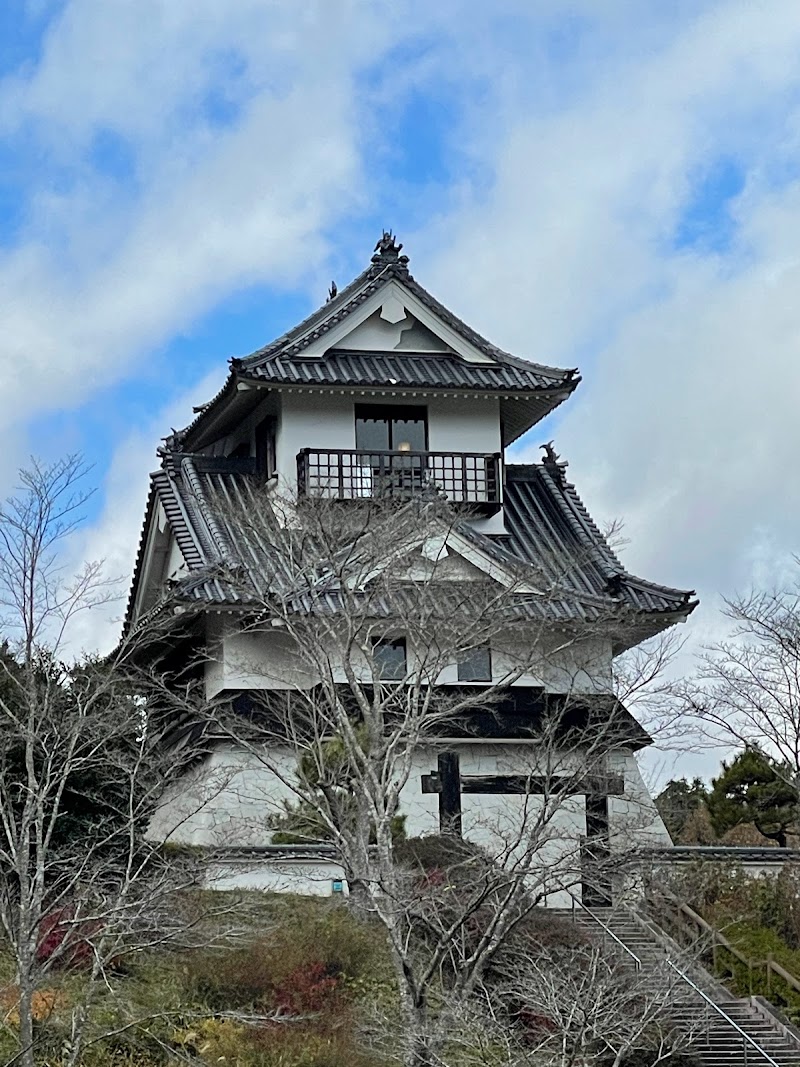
{"left": 126, "top": 454, "right": 696, "bottom": 632}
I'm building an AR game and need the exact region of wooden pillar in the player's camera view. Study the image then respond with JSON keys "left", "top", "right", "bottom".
{"left": 437, "top": 752, "right": 463, "bottom": 838}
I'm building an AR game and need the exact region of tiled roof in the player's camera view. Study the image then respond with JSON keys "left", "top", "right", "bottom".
{"left": 176, "top": 240, "right": 578, "bottom": 449}
{"left": 125, "top": 451, "right": 696, "bottom": 633}
{"left": 501, "top": 463, "right": 696, "bottom": 617}
{"left": 240, "top": 350, "right": 566, "bottom": 393}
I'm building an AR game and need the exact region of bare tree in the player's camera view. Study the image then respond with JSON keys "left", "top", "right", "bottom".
{"left": 681, "top": 580, "right": 800, "bottom": 793}
{"left": 484, "top": 938, "right": 698, "bottom": 1067}
{"left": 172, "top": 482, "right": 680, "bottom": 1067}
{"left": 0, "top": 458, "right": 216, "bottom": 1067}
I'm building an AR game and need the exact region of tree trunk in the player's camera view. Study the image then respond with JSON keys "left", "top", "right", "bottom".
{"left": 16, "top": 976, "right": 36, "bottom": 1067}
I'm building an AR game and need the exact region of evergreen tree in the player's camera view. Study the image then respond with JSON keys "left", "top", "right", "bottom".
{"left": 655, "top": 777, "right": 709, "bottom": 841}
{"left": 707, "top": 749, "right": 797, "bottom": 848}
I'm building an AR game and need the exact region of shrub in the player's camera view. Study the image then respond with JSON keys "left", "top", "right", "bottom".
{"left": 658, "top": 864, "right": 800, "bottom": 1022}
{"left": 185, "top": 900, "right": 388, "bottom": 1014}
{"left": 599, "top": 1051, "right": 702, "bottom": 1067}
{"left": 395, "top": 833, "right": 487, "bottom": 872}
{"left": 176, "top": 1015, "right": 382, "bottom": 1067}
{"left": 0, "top": 984, "right": 65, "bottom": 1025}
{"left": 36, "top": 907, "right": 105, "bottom": 969}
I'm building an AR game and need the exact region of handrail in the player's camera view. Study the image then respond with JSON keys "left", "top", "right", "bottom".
{"left": 666, "top": 959, "right": 782, "bottom": 1067}
{"left": 297, "top": 447, "right": 502, "bottom": 459}
{"left": 567, "top": 892, "right": 642, "bottom": 970}
{"left": 650, "top": 887, "right": 800, "bottom": 998}
{"left": 577, "top": 899, "right": 785, "bottom": 1066}
{"left": 631, "top": 900, "right": 789, "bottom": 1066}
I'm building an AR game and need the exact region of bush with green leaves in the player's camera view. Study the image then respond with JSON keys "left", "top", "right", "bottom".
{"left": 661, "top": 862, "right": 800, "bottom": 1021}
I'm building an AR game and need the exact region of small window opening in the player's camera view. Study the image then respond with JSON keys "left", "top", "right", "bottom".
{"left": 372, "top": 637, "right": 407, "bottom": 681}
{"left": 255, "top": 417, "right": 277, "bottom": 478}
{"left": 457, "top": 645, "right": 492, "bottom": 682}
{"left": 355, "top": 405, "right": 428, "bottom": 452}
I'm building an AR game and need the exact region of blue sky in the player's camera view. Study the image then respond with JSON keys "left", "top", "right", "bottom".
{"left": 4, "top": 1, "right": 800, "bottom": 779}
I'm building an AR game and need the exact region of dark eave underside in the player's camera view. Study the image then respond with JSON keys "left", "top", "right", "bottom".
{"left": 229, "top": 685, "right": 652, "bottom": 750}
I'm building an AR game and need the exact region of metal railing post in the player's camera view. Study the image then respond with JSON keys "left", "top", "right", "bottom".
{"left": 663, "top": 960, "right": 781, "bottom": 1067}
{"left": 566, "top": 891, "right": 641, "bottom": 970}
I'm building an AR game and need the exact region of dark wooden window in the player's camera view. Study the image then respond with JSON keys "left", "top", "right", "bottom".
{"left": 255, "top": 417, "right": 276, "bottom": 477}
{"left": 457, "top": 645, "right": 492, "bottom": 682}
{"left": 229, "top": 441, "right": 251, "bottom": 460}
{"left": 585, "top": 793, "right": 610, "bottom": 841}
{"left": 355, "top": 405, "right": 428, "bottom": 452}
{"left": 372, "top": 637, "right": 407, "bottom": 681}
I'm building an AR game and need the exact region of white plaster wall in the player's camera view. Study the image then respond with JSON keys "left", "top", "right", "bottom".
{"left": 204, "top": 621, "right": 613, "bottom": 699}
{"left": 433, "top": 634, "right": 612, "bottom": 691}
{"left": 425, "top": 396, "right": 501, "bottom": 455}
{"left": 149, "top": 744, "right": 302, "bottom": 847}
{"left": 206, "top": 859, "right": 347, "bottom": 896}
{"left": 607, "top": 750, "right": 672, "bottom": 848}
{"left": 207, "top": 626, "right": 320, "bottom": 698}
{"left": 274, "top": 392, "right": 502, "bottom": 492}
{"left": 150, "top": 739, "right": 665, "bottom": 906}
{"left": 276, "top": 392, "right": 356, "bottom": 489}
{"left": 400, "top": 742, "right": 586, "bottom": 908}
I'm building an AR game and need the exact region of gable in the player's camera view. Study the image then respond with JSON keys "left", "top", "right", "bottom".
{"left": 399, "top": 542, "right": 498, "bottom": 583}
{"left": 302, "top": 279, "right": 500, "bottom": 365}
{"left": 130, "top": 501, "right": 190, "bottom": 624}
{"left": 346, "top": 525, "right": 539, "bottom": 596}
{"left": 335, "top": 308, "right": 454, "bottom": 354}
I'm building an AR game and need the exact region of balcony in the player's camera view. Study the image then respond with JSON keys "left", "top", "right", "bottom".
{"left": 297, "top": 449, "right": 502, "bottom": 514}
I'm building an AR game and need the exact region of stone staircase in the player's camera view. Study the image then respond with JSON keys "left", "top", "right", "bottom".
{"left": 553, "top": 904, "right": 800, "bottom": 1067}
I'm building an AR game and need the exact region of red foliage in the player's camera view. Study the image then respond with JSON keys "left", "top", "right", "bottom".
{"left": 516, "top": 1006, "right": 557, "bottom": 1038}
{"left": 36, "top": 907, "right": 103, "bottom": 969}
{"left": 273, "top": 960, "right": 342, "bottom": 1014}
{"left": 420, "top": 868, "right": 447, "bottom": 888}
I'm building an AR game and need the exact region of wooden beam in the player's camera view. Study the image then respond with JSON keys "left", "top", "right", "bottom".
{"left": 421, "top": 773, "right": 624, "bottom": 797}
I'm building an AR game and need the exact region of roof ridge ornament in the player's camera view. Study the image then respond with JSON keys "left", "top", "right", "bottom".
{"left": 540, "top": 441, "right": 568, "bottom": 484}
{"left": 371, "top": 230, "right": 409, "bottom": 273}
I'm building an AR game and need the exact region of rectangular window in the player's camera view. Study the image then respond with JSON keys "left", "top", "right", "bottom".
{"left": 254, "top": 417, "right": 276, "bottom": 477}
{"left": 457, "top": 645, "right": 492, "bottom": 682}
{"left": 355, "top": 405, "right": 428, "bottom": 452}
{"left": 372, "top": 637, "right": 407, "bottom": 681}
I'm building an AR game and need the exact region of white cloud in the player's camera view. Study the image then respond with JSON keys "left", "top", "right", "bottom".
{"left": 58, "top": 369, "right": 224, "bottom": 657}
{"left": 411, "top": 1, "right": 800, "bottom": 602}
{"left": 0, "top": 0, "right": 401, "bottom": 487}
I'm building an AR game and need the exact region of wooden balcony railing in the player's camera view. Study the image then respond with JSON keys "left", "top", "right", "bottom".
{"left": 297, "top": 449, "right": 502, "bottom": 513}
